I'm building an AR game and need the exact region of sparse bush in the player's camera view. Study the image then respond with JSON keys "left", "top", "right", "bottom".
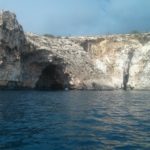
{"left": 130, "top": 31, "right": 150, "bottom": 45}
{"left": 130, "top": 30, "right": 141, "bottom": 34}
{"left": 43, "top": 34, "right": 62, "bottom": 38}
{"left": 43, "top": 34, "right": 56, "bottom": 38}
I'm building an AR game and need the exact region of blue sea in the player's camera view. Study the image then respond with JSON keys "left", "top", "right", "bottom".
{"left": 0, "top": 90, "right": 150, "bottom": 150}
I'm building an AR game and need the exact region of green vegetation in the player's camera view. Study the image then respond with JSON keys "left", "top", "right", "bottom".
{"left": 43, "top": 34, "right": 56, "bottom": 38}
{"left": 43, "top": 34, "right": 62, "bottom": 38}
{"left": 130, "top": 30, "right": 141, "bottom": 34}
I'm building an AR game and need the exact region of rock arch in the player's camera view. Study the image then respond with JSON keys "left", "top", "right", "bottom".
{"left": 35, "top": 63, "right": 70, "bottom": 90}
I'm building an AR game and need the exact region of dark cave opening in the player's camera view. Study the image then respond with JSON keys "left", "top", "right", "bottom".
{"left": 35, "top": 64, "right": 69, "bottom": 90}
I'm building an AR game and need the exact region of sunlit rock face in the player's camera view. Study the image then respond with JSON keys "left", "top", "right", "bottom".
{"left": 0, "top": 10, "right": 150, "bottom": 90}
{"left": 81, "top": 34, "right": 150, "bottom": 90}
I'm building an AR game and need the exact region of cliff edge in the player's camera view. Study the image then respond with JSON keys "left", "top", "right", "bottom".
{"left": 0, "top": 10, "right": 150, "bottom": 90}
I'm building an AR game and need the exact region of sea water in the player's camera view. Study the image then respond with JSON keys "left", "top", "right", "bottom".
{"left": 0, "top": 90, "right": 150, "bottom": 150}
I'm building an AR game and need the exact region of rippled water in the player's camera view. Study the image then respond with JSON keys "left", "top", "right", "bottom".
{"left": 0, "top": 90, "right": 150, "bottom": 150}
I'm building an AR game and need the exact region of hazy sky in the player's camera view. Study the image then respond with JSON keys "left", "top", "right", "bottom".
{"left": 0, "top": 0, "right": 150, "bottom": 35}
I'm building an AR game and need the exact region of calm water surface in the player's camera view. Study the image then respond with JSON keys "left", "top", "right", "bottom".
{"left": 0, "top": 90, "right": 150, "bottom": 150}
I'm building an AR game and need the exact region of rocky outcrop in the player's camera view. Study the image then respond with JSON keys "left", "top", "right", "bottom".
{"left": 0, "top": 10, "right": 26, "bottom": 89}
{"left": 0, "top": 10, "right": 150, "bottom": 90}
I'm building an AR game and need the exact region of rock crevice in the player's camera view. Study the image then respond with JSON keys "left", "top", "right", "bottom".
{"left": 123, "top": 50, "right": 134, "bottom": 90}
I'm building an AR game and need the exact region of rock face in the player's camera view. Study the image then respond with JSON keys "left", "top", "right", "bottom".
{"left": 0, "top": 10, "right": 26, "bottom": 88}
{"left": 0, "top": 10, "right": 150, "bottom": 90}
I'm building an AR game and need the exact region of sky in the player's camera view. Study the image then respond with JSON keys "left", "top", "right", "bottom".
{"left": 0, "top": 0, "right": 150, "bottom": 36}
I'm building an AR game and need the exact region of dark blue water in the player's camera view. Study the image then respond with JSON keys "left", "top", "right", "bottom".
{"left": 0, "top": 91, "right": 150, "bottom": 150}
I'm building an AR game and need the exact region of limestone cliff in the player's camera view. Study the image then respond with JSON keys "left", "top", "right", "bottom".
{"left": 0, "top": 10, "right": 150, "bottom": 90}
{"left": 0, "top": 10, "right": 26, "bottom": 88}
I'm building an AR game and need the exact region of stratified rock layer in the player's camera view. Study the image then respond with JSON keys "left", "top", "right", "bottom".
{"left": 0, "top": 10, "right": 150, "bottom": 90}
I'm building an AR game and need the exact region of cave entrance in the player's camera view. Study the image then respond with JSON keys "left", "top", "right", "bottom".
{"left": 35, "top": 64, "right": 69, "bottom": 90}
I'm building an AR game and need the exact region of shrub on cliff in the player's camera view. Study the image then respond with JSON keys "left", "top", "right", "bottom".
{"left": 43, "top": 34, "right": 56, "bottom": 38}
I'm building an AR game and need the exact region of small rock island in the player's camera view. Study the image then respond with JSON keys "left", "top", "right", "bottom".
{"left": 0, "top": 10, "right": 150, "bottom": 90}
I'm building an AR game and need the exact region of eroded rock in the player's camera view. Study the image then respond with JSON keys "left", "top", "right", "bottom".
{"left": 0, "top": 10, "right": 150, "bottom": 90}
{"left": 0, "top": 10, "right": 26, "bottom": 88}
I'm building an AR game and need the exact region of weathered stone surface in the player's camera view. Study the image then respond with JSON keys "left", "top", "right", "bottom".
{"left": 0, "top": 10, "right": 26, "bottom": 88}
{"left": 0, "top": 10, "right": 150, "bottom": 90}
